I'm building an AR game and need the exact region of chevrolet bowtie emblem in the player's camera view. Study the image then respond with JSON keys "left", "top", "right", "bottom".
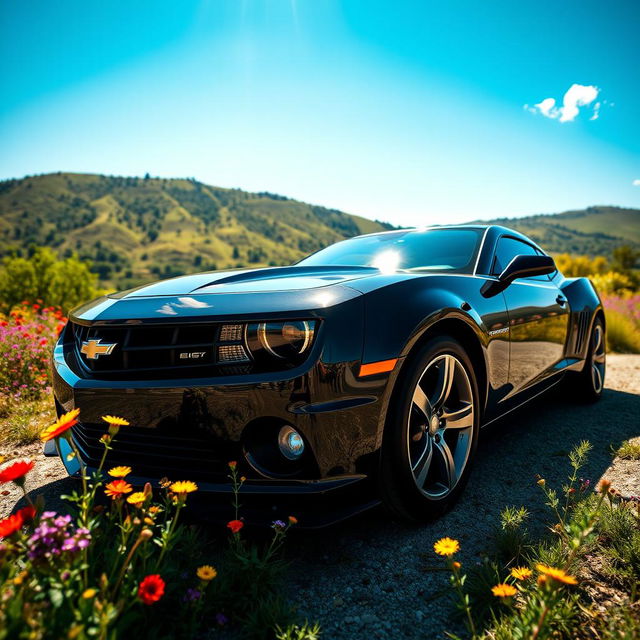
{"left": 80, "top": 339, "right": 117, "bottom": 360}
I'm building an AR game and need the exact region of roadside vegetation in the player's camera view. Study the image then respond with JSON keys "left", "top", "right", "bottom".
{"left": 433, "top": 442, "right": 640, "bottom": 639}
{"left": 0, "top": 413, "right": 318, "bottom": 639}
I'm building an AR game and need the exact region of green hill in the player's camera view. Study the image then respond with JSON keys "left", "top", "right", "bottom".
{"left": 0, "top": 172, "right": 392, "bottom": 288}
{"left": 1, "top": 173, "right": 637, "bottom": 288}
{"left": 474, "top": 206, "right": 640, "bottom": 257}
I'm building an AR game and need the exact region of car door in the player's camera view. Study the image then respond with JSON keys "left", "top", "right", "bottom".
{"left": 492, "top": 236, "right": 569, "bottom": 396}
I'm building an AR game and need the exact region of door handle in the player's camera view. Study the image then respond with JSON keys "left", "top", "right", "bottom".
{"left": 556, "top": 295, "right": 567, "bottom": 306}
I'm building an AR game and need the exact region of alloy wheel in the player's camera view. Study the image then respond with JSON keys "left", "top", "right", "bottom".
{"left": 407, "top": 354, "right": 475, "bottom": 499}
{"left": 591, "top": 323, "right": 606, "bottom": 394}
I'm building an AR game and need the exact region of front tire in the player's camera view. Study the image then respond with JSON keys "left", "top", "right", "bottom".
{"left": 379, "top": 336, "right": 480, "bottom": 522}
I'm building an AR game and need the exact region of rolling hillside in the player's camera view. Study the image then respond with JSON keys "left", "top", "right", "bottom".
{"left": 475, "top": 206, "right": 640, "bottom": 256}
{"left": 0, "top": 173, "right": 637, "bottom": 288}
{"left": 0, "top": 172, "right": 392, "bottom": 288}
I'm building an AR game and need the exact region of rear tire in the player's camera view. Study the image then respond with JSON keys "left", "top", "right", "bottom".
{"left": 379, "top": 336, "right": 480, "bottom": 522}
{"left": 570, "top": 316, "right": 606, "bottom": 403}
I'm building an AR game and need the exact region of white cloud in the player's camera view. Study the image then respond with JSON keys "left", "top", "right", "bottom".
{"left": 526, "top": 84, "right": 600, "bottom": 122}
{"left": 633, "top": 179, "right": 640, "bottom": 187}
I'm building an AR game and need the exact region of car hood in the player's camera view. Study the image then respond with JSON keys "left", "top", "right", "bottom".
{"left": 112, "top": 265, "right": 381, "bottom": 298}
{"left": 71, "top": 266, "right": 416, "bottom": 323}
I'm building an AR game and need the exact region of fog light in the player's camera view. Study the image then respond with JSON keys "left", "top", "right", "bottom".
{"left": 278, "top": 425, "right": 305, "bottom": 460}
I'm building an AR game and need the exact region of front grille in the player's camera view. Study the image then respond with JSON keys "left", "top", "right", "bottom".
{"left": 72, "top": 422, "right": 237, "bottom": 482}
{"left": 70, "top": 322, "right": 250, "bottom": 378}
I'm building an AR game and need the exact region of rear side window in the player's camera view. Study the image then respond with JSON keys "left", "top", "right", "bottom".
{"left": 492, "top": 237, "right": 550, "bottom": 281}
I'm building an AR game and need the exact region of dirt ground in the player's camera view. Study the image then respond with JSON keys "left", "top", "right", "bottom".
{"left": 2, "top": 355, "right": 639, "bottom": 638}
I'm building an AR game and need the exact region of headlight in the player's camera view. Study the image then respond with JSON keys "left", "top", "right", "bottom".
{"left": 246, "top": 320, "right": 316, "bottom": 362}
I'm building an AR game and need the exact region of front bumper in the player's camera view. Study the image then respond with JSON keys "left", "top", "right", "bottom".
{"left": 52, "top": 324, "right": 399, "bottom": 524}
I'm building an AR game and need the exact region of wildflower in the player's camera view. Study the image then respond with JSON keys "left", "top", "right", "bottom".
{"left": 240, "top": 476, "right": 246, "bottom": 482}
{"left": 598, "top": 478, "right": 612, "bottom": 493}
{"left": 0, "top": 506, "right": 35, "bottom": 539}
{"left": 434, "top": 537, "right": 460, "bottom": 556}
{"left": 149, "top": 506, "right": 160, "bottom": 515}
{"left": 40, "top": 409, "right": 80, "bottom": 442}
{"left": 104, "top": 479, "right": 133, "bottom": 499}
{"left": 170, "top": 480, "right": 198, "bottom": 496}
{"left": 492, "top": 583, "right": 517, "bottom": 598}
{"left": 127, "top": 492, "right": 146, "bottom": 507}
{"left": 159, "top": 477, "right": 171, "bottom": 489}
{"left": 536, "top": 478, "right": 546, "bottom": 487}
{"left": 216, "top": 613, "right": 229, "bottom": 626}
{"left": 535, "top": 564, "right": 578, "bottom": 585}
{"left": 197, "top": 565, "right": 217, "bottom": 581}
{"left": 137, "top": 574, "right": 165, "bottom": 605}
{"left": 452, "top": 561, "right": 461, "bottom": 570}
{"left": 0, "top": 459, "right": 35, "bottom": 485}
{"left": 288, "top": 515, "right": 298, "bottom": 525}
{"left": 101, "top": 415, "right": 129, "bottom": 427}
{"left": 184, "top": 588, "right": 201, "bottom": 602}
{"left": 13, "top": 570, "right": 28, "bottom": 585}
{"left": 102, "top": 415, "right": 129, "bottom": 436}
{"left": 510, "top": 566, "right": 533, "bottom": 581}
{"left": 228, "top": 461, "right": 237, "bottom": 470}
{"left": 108, "top": 466, "right": 132, "bottom": 478}
{"left": 227, "top": 519, "right": 243, "bottom": 534}
{"left": 82, "top": 589, "right": 97, "bottom": 599}
{"left": 26, "top": 512, "right": 90, "bottom": 560}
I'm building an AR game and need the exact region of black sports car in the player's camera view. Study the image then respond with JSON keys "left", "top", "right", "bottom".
{"left": 51, "top": 225, "right": 606, "bottom": 525}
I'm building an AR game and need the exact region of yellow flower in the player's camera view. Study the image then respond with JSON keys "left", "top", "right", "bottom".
{"left": 535, "top": 564, "right": 578, "bottom": 585}
{"left": 101, "top": 415, "right": 129, "bottom": 427}
{"left": 492, "top": 583, "right": 517, "bottom": 598}
{"left": 108, "top": 466, "right": 132, "bottom": 478}
{"left": 197, "top": 565, "right": 217, "bottom": 581}
{"left": 434, "top": 537, "right": 460, "bottom": 556}
{"left": 82, "top": 588, "right": 97, "bottom": 599}
{"left": 170, "top": 480, "right": 198, "bottom": 495}
{"left": 127, "top": 492, "right": 146, "bottom": 506}
{"left": 13, "top": 570, "right": 28, "bottom": 585}
{"left": 510, "top": 566, "right": 533, "bottom": 581}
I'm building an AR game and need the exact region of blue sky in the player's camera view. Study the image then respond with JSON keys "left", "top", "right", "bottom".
{"left": 1, "top": 0, "right": 638, "bottom": 226}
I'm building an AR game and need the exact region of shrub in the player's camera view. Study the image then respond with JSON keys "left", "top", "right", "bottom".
{"left": 604, "top": 309, "right": 640, "bottom": 353}
{"left": 0, "top": 247, "right": 98, "bottom": 314}
{"left": 0, "top": 303, "right": 66, "bottom": 404}
{"left": 0, "top": 411, "right": 307, "bottom": 639}
{"left": 432, "top": 442, "right": 638, "bottom": 640}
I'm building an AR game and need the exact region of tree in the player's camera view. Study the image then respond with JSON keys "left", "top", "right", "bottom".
{"left": 0, "top": 247, "right": 98, "bottom": 313}
{"left": 611, "top": 245, "right": 639, "bottom": 273}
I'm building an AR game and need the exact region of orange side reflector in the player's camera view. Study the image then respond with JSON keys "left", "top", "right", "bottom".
{"left": 358, "top": 358, "right": 398, "bottom": 377}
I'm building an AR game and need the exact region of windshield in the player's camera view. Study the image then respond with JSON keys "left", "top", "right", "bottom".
{"left": 297, "top": 228, "right": 483, "bottom": 273}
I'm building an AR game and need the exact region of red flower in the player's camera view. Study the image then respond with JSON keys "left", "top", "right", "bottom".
{"left": 0, "top": 460, "right": 35, "bottom": 485}
{"left": 0, "top": 506, "right": 36, "bottom": 539}
{"left": 227, "top": 519, "right": 243, "bottom": 534}
{"left": 138, "top": 574, "right": 165, "bottom": 605}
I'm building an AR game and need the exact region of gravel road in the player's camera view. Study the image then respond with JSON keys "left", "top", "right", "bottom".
{"left": 2, "top": 355, "right": 639, "bottom": 639}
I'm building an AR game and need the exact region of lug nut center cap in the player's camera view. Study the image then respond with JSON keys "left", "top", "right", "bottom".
{"left": 429, "top": 414, "right": 440, "bottom": 436}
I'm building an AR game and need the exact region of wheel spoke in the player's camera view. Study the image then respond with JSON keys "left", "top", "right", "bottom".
{"left": 593, "top": 352, "right": 606, "bottom": 364}
{"left": 430, "top": 356, "right": 455, "bottom": 410}
{"left": 593, "top": 327, "right": 603, "bottom": 353}
{"left": 434, "top": 437, "right": 456, "bottom": 489}
{"left": 592, "top": 364, "right": 603, "bottom": 393}
{"left": 441, "top": 402, "right": 473, "bottom": 430}
{"left": 412, "top": 439, "right": 433, "bottom": 488}
{"left": 412, "top": 384, "right": 432, "bottom": 419}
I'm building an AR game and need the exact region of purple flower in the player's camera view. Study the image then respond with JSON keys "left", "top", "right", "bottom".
{"left": 183, "top": 588, "right": 201, "bottom": 602}
{"left": 216, "top": 613, "right": 229, "bottom": 626}
{"left": 272, "top": 520, "right": 286, "bottom": 530}
{"left": 27, "top": 511, "right": 91, "bottom": 562}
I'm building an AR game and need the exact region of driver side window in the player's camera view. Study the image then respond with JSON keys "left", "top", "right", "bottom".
{"left": 492, "top": 237, "right": 550, "bottom": 282}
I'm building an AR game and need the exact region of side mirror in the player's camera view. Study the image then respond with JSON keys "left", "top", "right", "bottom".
{"left": 481, "top": 254, "right": 556, "bottom": 297}
{"left": 498, "top": 254, "right": 556, "bottom": 284}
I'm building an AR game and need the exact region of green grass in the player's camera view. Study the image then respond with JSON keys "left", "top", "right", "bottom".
{"left": 615, "top": 439, "right": 640, "bottom": 460}
{"left": 0, "top": 396, "right": 55, "bottom": 446}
